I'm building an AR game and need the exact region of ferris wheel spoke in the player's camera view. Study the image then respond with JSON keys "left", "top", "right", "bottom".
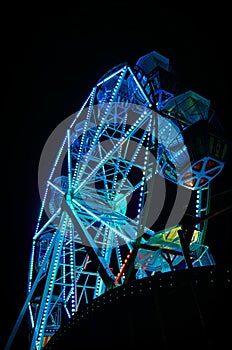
{"left": 72, "top": 187, "right": 156, "bottom": 246}
{"left": 73, "top": 110, "right": 153, "bottom": 195}
{"left": 33, "top": 208, "right": 61, "bottom": 240}
{"left": 73, "top": 124, "right": 108, "bottom": 184}
{"left": 109, "top": 208, "right": 157, "bottom": 241}
{"left": 47, "top": 180, "right": 65, "bottom": 195}
{"left": 62, "top": 199, "right": 116, "bottom": 289}
{"left": 70, "top": 198, "right": 132, "bottom": 243}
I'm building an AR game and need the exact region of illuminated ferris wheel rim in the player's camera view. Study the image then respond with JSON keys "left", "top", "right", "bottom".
{"left": 7, "top": 50, "right": 229, "bottom": 350}
{"left": 37, "top": 103, "right": 195, "bottom": 245}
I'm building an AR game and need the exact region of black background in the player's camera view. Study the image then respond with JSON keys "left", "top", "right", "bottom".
{"left": 2, "top": 3, "right": 231, "bottom": 349}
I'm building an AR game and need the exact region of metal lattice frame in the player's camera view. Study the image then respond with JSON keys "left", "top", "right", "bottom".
{"left": 5, "top": 52, "right": 218, "bottom": 350}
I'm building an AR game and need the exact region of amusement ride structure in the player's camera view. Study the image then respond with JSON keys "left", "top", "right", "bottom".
{"left": 5, "top": 50, "right": 231, "bottom": 349}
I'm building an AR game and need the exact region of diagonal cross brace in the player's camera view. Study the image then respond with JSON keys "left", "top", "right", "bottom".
{"left": 62, "top": 198, "right": 116, "bottom": 290}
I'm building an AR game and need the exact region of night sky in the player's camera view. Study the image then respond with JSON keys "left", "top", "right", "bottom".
{"left": 2, "top": 4, "right": 231, "bottom": 349}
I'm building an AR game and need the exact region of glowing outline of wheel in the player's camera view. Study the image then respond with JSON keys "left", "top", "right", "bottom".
{"left": 5, "top": 54, "right": 216, "bottom": 350}
{"left": 31, "top": 66, "right": 210, "bottom": 349}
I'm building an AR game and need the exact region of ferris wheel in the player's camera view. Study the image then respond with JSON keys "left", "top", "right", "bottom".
{"left": 5, "top": 50, "right": 230, "bottom": 350}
